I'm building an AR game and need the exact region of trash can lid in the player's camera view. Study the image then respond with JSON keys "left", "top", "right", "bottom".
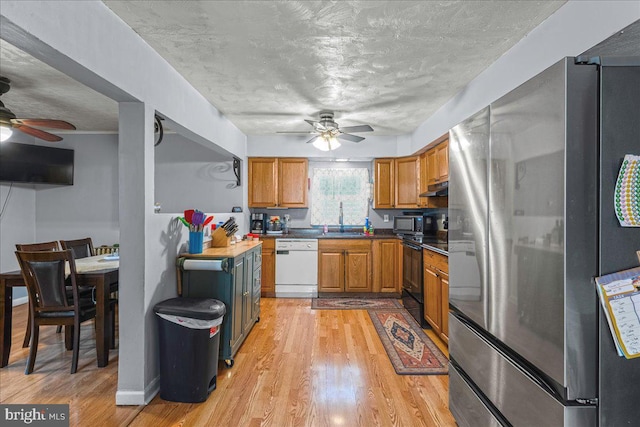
{"left": 154, "top": 297, "right": 226, "bottom": 320}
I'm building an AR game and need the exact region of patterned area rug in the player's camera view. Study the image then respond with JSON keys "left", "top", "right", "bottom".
{"left": 311, "top": 298, "right": 403, "bottom": 310}
{"left": 369, "top": 309, "right": 449, "bottom": 375}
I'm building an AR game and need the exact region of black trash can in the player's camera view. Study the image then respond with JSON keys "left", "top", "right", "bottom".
{"left": 154, "top": 297, "right": 226, "bottom": 403}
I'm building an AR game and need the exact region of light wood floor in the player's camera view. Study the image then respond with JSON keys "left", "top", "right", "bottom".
{"left": 0, "top": 298, "right": 456, "bottom": 426}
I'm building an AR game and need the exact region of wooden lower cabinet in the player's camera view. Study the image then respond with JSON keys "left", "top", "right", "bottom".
{"left": 423, "top": 265, "right": 441, "bottom": 337}
{"left": 372, "top": 239, "right": 401, "bottom": 294}
{"left": 423, "top": 249, "right": 449, "bottom": 344}
{"left": 319, "top": 240, "right": 371, "bottom": 293}
{"left": 440, "top": 274, "right": 449, "bottom": 344}
{"left": 318, "top": 250, "right": 344, "bottom": 292}
{"left": 260, "top": 238, "right": 275, "bottom": 297}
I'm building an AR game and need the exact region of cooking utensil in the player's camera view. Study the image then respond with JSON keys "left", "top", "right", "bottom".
{"left": 184, "top": 209, "right": 195, "bottom": 224}
{"left": 178, "top": 217, "right": 190, "bottom": 228}
{"left": 203, "top": 216, "right": 214, "bottom": 226}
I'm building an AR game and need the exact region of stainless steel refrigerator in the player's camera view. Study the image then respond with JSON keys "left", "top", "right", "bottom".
{"left": 448, "top": 57, "right": 640, "bottom": 426}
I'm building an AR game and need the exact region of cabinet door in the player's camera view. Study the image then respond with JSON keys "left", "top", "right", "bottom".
{"left": 345, "top": 250, "right": 371, "bottom": 292}
{"left": 424, "top": 265, "right": 441, "bottom": 336}
{"left": 232, "top": 257, "right": 245, "bottom": 349}
{"left": 260, "top": 240, "right": 275, "bottom": 297}
{"left": 440, "top": 272, "right": 449, "bottom": 344}
{"left": 395, "top": 156, "right": 419, "bottom": 208}
{"left": 437, "top": 140, "right": 449, "bottom": 182}
{"left": 373, "top": 240, "right": 398, "bottom": 293}
{"left": 427, "top": 148, "right": 438, "bottom": 184}
{"left": 278, "top": 158, "right": 308, "bottom": 207}
{"left": 374, "top": 159, "right": 395, "bottom": 208}
{"left": 248, "top": 158, "right": 278, "bottom": 207}
{"left": 318, "top": 250, "right": 344, "bottom": 292}
{"left": 252, "top": 268, "right": 261, "bottom": 320}
{"left": 419, "top": 152, "right": 428, "bottom": 207}
{"left": 243, "top": 252, "right": 254, "bottom": 333}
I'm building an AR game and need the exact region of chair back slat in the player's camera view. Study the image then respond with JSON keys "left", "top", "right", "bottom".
{"left": 16, "top": 241, "right": 60, "bottom": 252}
{"left": 95, "top": 245, "right": 117, "bottom": 255}
{"left": 60, "top": 238, "right": 94, "bottom": 259}
{"left": 29, "top": 260, "right": 68, "bottom": 308}
{"left": 15, "top": 250, "right": 79, "bottom": 313}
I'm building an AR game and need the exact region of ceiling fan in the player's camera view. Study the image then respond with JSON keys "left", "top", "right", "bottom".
{"left": 0, "top": 76, "right": 76, "bottom": 142}
{"left": 278, "top": 111, "right": 374, "bottom": 151}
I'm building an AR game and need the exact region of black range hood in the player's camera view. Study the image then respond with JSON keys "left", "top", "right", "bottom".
{"left": 419, "top": 181, "right": 448, "bottom": 197}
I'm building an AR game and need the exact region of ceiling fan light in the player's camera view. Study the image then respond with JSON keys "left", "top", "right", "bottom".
{"left": 313, "top": 135, "right": 341, "bottom": 151}
{"left": 0, "top": 125, "right": 12, "bottom": 142}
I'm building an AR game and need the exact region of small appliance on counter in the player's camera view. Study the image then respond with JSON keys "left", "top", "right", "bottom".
{"left": 267, "top": 215, "right": 283, "bottom": 235}
{"left": 250, "top": 213, "right": 266, "bottom": 234}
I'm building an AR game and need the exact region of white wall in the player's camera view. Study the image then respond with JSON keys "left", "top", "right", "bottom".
{"left": 247, "top": 134, "right": 403, "bottom": 159}
{"left": 0, "top": 183, "right": 35, "bottom": 302}
{"left": 154, "top": 134, "right": 242, "bottom": 214}
{"left": 35, "top": 133, "right": 119, "bottom": 246}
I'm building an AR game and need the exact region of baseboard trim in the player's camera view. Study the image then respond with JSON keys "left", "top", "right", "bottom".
{"left": 115, "top": 376, "right": 160, "bottom": 406}
{"left": 12, "top": 296, "right": 28, "bottom": 307}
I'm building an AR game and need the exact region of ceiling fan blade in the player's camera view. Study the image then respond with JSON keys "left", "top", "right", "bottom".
{"left": 12, "top": 123, "right": 63, "bottom": 142}
{"left": 304, "top": 119, "right": 318, "bottom": 127}
{"left": 276, "top": 131, "right": 317, "bottom": 134}
{"left": 339, "top": 124, "right": 373, "bottom": 133}
{"left": 337, "top": 133, "right": 365, "bottom": 143}
{"left": 12, "top": 118, "right": 76, "bottom": 130}
{"left": 305, "top": 135, "right": 320, "bottom": 144}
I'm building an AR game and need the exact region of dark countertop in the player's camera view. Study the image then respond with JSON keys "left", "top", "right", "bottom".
{"left": 256, "top": 228, "right": 448, "bottom": 255}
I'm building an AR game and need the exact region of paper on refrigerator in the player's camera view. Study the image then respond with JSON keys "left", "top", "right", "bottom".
{"left": 595, "top": 266, "right": 640, "bottom": 359}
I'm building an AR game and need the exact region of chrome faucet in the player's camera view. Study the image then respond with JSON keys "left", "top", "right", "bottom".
{"left": 339, "top": 201, "right": 344, "bottom": 232}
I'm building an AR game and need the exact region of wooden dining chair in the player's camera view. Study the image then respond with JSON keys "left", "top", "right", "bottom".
{"left": 15, "top": 250, "right": 97, "bottom": 374}
{"left": 61, "top": 237, "right": 119, "bottom": 349}
{"left": 60, "top": 238, "right": 95, "bottom": 259}
{"left": 15, "top": 241, "right": 74, "bottom": 346}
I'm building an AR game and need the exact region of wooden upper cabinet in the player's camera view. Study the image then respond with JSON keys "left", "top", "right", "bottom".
{"left": 248, "top": 158, "right": 278, "bottom": 207}
{"left": 395, "top": 156, "right": 420, "bottom": 209}
{"left": 426, "top": 138, "right": 449, "bottom": 185}
{"left": 436, "top": 140, "right": 449, "bottom": 183}
{"left": 278, "top": 158, "right": 308, "bottom": 207}
{"left": 373, "top": 158, "right": 395, "bottom": 209}
{"left": 248, "top": 157, "right": 308, "bottom": 208}
{"left": 419, "top": 152, "right": 428, "bottom": 207}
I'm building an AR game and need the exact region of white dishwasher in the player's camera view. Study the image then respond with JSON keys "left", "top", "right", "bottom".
{"left": 275, "top": 239, "right": 318, "bottom": 297}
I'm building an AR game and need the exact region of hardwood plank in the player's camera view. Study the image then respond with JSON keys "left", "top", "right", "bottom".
{"left": 2, "top": 298, "right": 456, "bottom": 426}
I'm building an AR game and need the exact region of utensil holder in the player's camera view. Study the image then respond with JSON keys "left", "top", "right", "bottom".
{"left": 188, "top": 231, "right": 204, "bottom": 254}
{"left": 211, "top": 227, "right": 232, "bottom": 248}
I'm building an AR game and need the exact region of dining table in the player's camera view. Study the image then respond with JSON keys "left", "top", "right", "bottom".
{"left": 0, "top": 254, "right": 119, "bottom": 368}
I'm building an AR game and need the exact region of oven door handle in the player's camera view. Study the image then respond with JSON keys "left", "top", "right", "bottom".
{"left": 402, "top": 242, "right": 422, "bottom": 251}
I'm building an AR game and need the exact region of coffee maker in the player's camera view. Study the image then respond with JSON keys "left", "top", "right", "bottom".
{"left": 250, "top": 213, "right": 267, "bottom": 234}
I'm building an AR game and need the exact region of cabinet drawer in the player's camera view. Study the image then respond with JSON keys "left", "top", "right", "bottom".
{"left": 423, "top": 249, "right": 448, "bottom": 273}
{"left": 254, "top": 250, "right": 262, "bottom": 268}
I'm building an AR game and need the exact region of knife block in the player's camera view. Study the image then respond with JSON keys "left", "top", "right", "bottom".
{"left": 211, "top": 227, "right": 232, "bottom": 247}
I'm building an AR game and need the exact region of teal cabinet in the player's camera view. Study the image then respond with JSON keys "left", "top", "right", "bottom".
{"left": 178, "top": 245, "right": 261, "bottom": 367}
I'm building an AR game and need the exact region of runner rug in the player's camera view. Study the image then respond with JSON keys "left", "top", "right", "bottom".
{"left": 368, "top": 309, "right": 449, "bottom": 375}
{"left": 311, "top": 298, "right": 403, "bottom": 310}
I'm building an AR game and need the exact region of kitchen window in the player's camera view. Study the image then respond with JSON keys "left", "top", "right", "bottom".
{"left": 310, "top": 168, "right": 370, "bottom": 226}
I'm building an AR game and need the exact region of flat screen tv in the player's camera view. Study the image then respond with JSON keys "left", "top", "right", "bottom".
{"left": 0, "top": 142, "right": 74, "bottom": 185}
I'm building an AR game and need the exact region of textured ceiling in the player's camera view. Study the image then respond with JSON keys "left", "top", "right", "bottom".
{"left": 0, "top": 1, "right": 565, "bottom": 137}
